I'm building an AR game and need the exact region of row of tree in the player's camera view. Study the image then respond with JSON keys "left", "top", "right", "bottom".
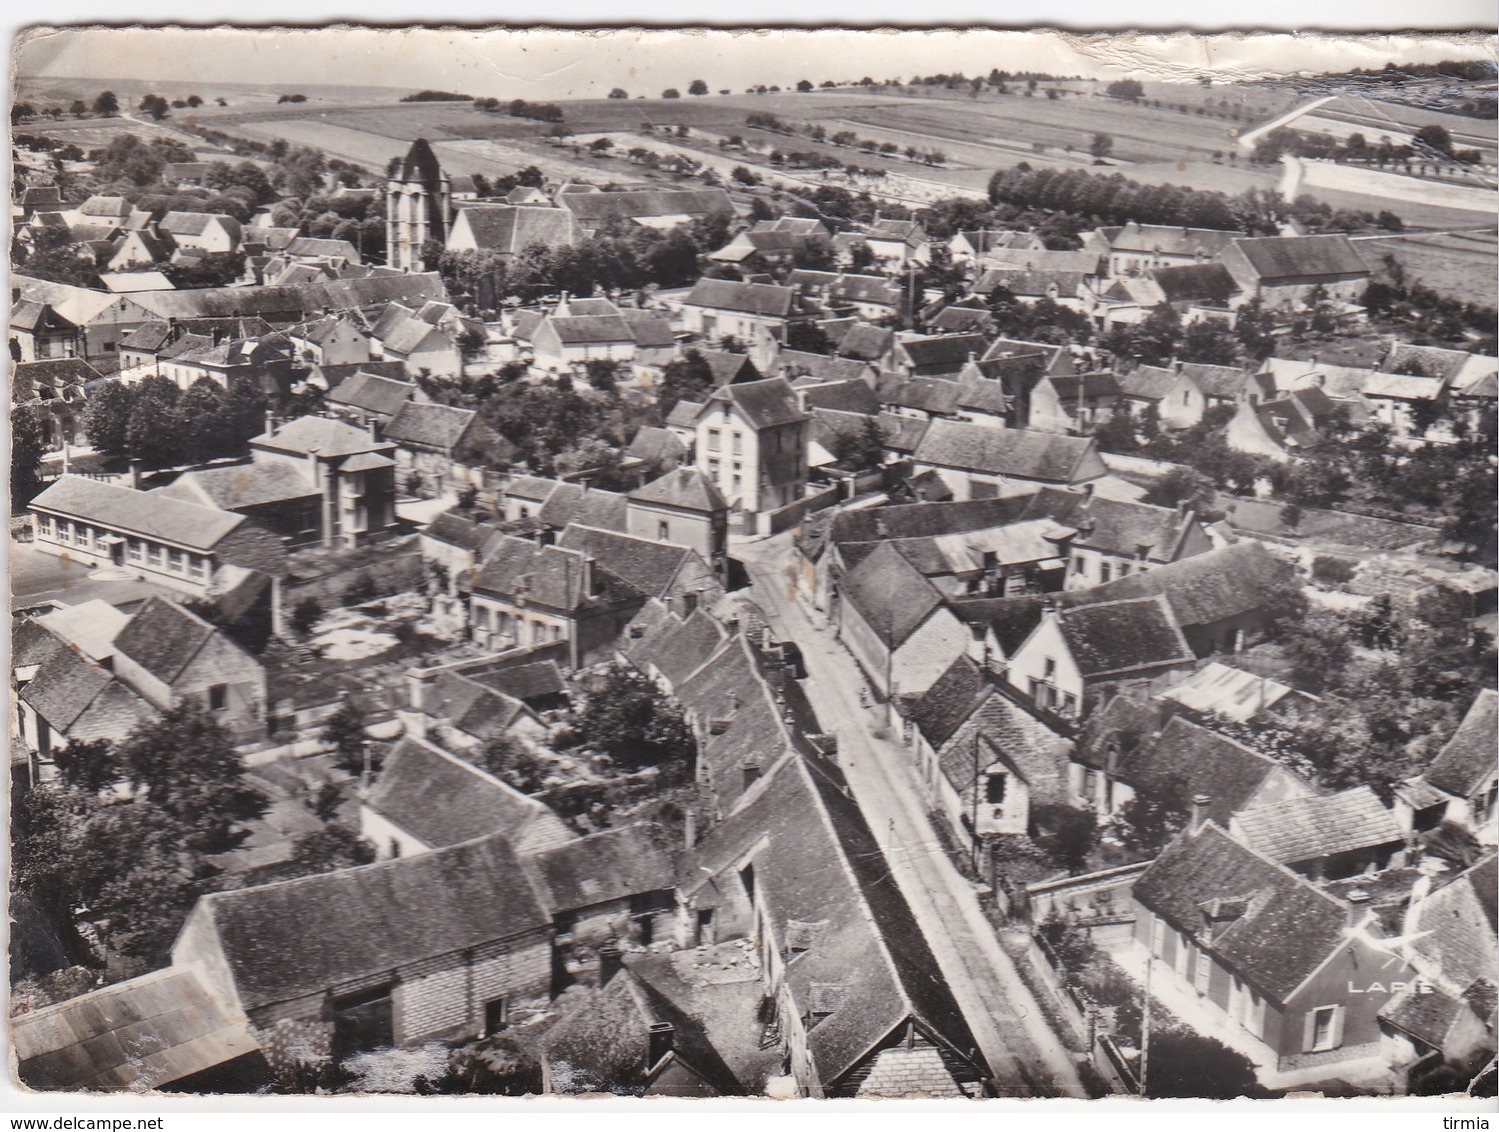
{"left": 83, "top": 374, "right": 270, "bottom": 470}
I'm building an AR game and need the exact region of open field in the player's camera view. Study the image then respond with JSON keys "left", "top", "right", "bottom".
{"left": 1358, "top": 230, "right": 1499, "bottom": 303}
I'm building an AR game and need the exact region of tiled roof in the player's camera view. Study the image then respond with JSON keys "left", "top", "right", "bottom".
{"left": 628, "top": 466, "right": 725, "bottom": 513}
{"left": 975, "top": 269, "right": 1085, "bottom": 297}
{"left": 907, "top": 656, "right": 991, "bottom": 749}
{"left": 469, "top": 660, "right": 567, "bottom": 707}
{"left": 1234, "top": 786, "right": 1402, "bottom": 865}
{"left": 1108, "top": 222, "right": 1241, "bottom": 257}
{"left": 1115, "top": 715, "right": 1311, "bottom": 826}
{"left": 838, "top": 542, "right": 944, "bottom": 648}
{"left": 112, "top": 597, "right": 217, "bottom": 684}
{"left": 425, "top": 669, "right": 532, "bottom": 741}
{"left": 685, "top": 753, "right": 983, "bottom": 1088}
{"left": 775, "top": 351, "right": 873, "bottom": 386}
{"left": 937, "top": 689, "right": 1070, "bottom": 806}
{"left": 1118, "top": 364, "right": 1187, "bottom": 401}
{"left": 1134, "top": 823, "right": 1350, "bottom": 1003}
{"left": 1152, "top": 263, "right": 1240, "bottom": 304}
{"left": 830, "top": 496, "right": 1032, "bottom": 546}
{"left": 624, "top": 601, "right": 730, "bottom": 689}
{"left": 254, "top": 415, "right": 389, "bottom": 460}
{"left": 421, "top": 509, "right": 499, "bottom": 551}
{"left": 155, "top": 460, "right": 316, "bottom": 510}
{"left": 1423, "top": 688, "right": 1498, "bottom": 798}
{"left": 948, "top": 594, "right": 1049, "bottom": 658}
{"left": 897, "top": 334, "right": 988, "bottom": 371}
{"left": 19, "top": 646, "right": 114, "bottom": 732}
{"left": 31, "top": 475, "right": 245, "bottom": 551}
{"left": 699, "top": 350, "right": 761, "bottom": 387}
{"left": 13, "top": 358, "right": 99, "bottom": 401}
{"left": 365, "top": 735, "right": 571, "bottom": 850}
{"left": 624, "top": 426, "right": 688, "bottom": 469}
{"left": 472, "top": 535, "right": 642, "bottom": 612}
{"left": 829, "top": 274, "right": 900, "bottom": 306}
{"left": 707, "top": 377, "right": 806, "bottom": 430}
{"left": 876, "top": 412, "right": 930, "bottom": 453}
{"left": 196, "top": 831, "right": 552, "bottom": 1011}
{"left": 557, "top": 524, "right": 699, "bottom": 599}
{"left": 1231, "top": 234, "right": 1369, "bottom": 281}
{"left": 452, "top": 204, "right": 578, "bottom": 254}
{"left": 1062, "top": 540, "right": 1294, "bottom": 630}
{"left": 525, "top": 823, "right": 675, "bottom": 913}
{"left": 536, "top": 483, "right": 629, "bottom": 532}
{"left": 327, "top": 371, "right": 418, "bottom": 418}
{"left": 927, "top": 305, "right": 996, "bottom": 335}
{"left": 548, "top": 314, "right": 637, "bottom": 345}
{"left": 382, "top": 401, "right": 478, "bottom": 452}
{"left": 914, "top": 419, "right": 1102, "bottom": 483}
{"left": 1410, "top": 855, "right": 1498, "bottom": 992}
{"left": 836, "top": 324, "right": 896, "bottom": 362}
{"left": 878, "top": 374, "right": 961, "bottom": 416}
{"left": 684, "top": 278, "right": 796, "bottom": 318}
{"left": 1024, "top": 486, "right": 1193, "bottom": 563}
{"left": 1379, "top": 984, "right": 1468, "bottom": 1049}
{"left": 14, "top": 968, "right": 258, "bottom": 1091}
{"left": 1054, "top": 595, "right": 1193, "bottom": 678}
{"left": 558, "top": 188, "right": 733, "bottom": 223}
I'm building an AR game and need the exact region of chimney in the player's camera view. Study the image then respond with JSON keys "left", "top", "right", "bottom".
{"left": 683, "top": 807, "right": 697, "bottom": 850}
{"left": 367, "top": 416, "right": 381, "bottom": 442}
{"left": 264, "top": 408, "right": 276, "bottom": 435}
{"left": 1081, "top": 482, "right": 1095, "bottom": 499}
{"left": 1345, "top": 887, "right": 1372, "bottom": 928}
{"left": 742, "top": 760, "right": 761, "bottom": 792}
{"left": 647, "top": 1021, "right": 675, "bottom": 1068}
{"left": 582, "top": 554, "right": 600, "bottom": 597}
{"left": 1190, "top": 794, "right": 1212, "bottom": 832}
{"left": 598, "top": 943, "right": 623, "bottom": 986}
{"left": 128, "top": 457, "right": 143, "bottom": 490}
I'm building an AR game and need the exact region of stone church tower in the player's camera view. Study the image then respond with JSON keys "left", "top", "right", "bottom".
{"left": 386, "top": 138, "right": 451, "bottom": 272}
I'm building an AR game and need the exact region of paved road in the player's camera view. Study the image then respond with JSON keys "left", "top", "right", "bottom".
{"left": 735, "top": 530, "right": 1086, "bottom": 1098}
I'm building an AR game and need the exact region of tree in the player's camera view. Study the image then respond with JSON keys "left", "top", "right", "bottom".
{"left": 114, "top": 704, "right": 267, "bottom": 855}
{"left": 137, "top": 93, "right": 170, "bottom": 120}
{"left": 1111, "top": 775, "right": 1192, "bottom": 857}
{"left": 1281, "top": 609, "right": 1355, "bottom": 694}
{"left": 1106, "top": 79, "right": 1144, "bottom": 102}
{"left": 175, "top": 378, "right": 235, "bottom": 464}
{"left": 1414, "top": 123, "right": 1454, "bottom": 157}
{"left": 1177, "top": 320, "right": 1240, "bottom": 366}
{"left": 124, "top": 376, "right": 183, "bottom": 468}
{"left": 1089, "top": 132, "right": 1113, "bottom": 160}
{"left": 1145, "top": 1028, "right": 1261, "bottom": 1098}
{"left": 185, "top": 94, "right": 203, "bottom": 108}
{"left": 1031, "top": 804, "right": 1099, "bottom": 874}
{"left": 662, "top": 88, "right": 681, "bottom": 100}
{"left": 92, "top": 89, "right": 119, "bottom": 116}
{"left": 608, "top": 87, "right": 629, "bottom": 100}
{"left": 321, "top": 699, "right": 368, "bottom": 775}
{"left": 796, "top": 79, "right": 814, "bottom": 92}
{"left": 476, "top": 735, "right": 551, "bottom": 794}
{"left": 11, "top": 404, "right": 47, "bottom": 510}
{"left": 289, "top": 826, "right": 376, "bottom": 875}
{"left": 589, "top": 136, "right": 614, "bottom": 154}
{"left": 572, "top": 666, "right": 694, "bottom": 774}
{"left": 829, "top": 417, "right": 888, "bottom": 472}
{"left": 688, "top": 79, "right": 709, "bottom": 96}
{"left": 657, "top": 349, "right": 717, "bottom": 415}
{"left": 83, "top": 379, "right": 135, "bottom": 458}
{"left": 290, "top": 596, "right": 323, "bottom": 637}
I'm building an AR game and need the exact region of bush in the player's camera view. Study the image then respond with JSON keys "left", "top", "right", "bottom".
{"left": 290, "top": 597, "right": 323, "bottom": 636}
{"left": 341, "top": 572, "right": 378, "bottom": 607}
{"left": 1312, "top": 554, "right": 1357, "bottom": 586}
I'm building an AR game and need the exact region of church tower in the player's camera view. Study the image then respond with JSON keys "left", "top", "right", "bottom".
{"left": 385, "top": 138, "right": 452, "bottom": 272}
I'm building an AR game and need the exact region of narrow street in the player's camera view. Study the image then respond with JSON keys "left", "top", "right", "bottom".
{"left": 734, "top": 529, "right": 1087, "bottom": 1098}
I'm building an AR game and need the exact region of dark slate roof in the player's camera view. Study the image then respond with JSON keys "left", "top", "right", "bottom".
{"left": 624, "top": 602, "right": 730, "bottom": 689}
{"left": 1151, "top": 263, "right": 1241, "bottom": 304}
{"left": 1118, "top": 365, "right": 1187, "bottom": 401}
{"left": 699, "top": 351, "right": 761, "bottom": 387}
{"left": 1061, "top": 541, "right": 1294, "bottom": 630}
{"left": 777, "top": 352, "right": 874, "bottom": 387}
{"left": 686, "top": 753, "right": 983, "bottom": 1087}
{"left": 1024, "top": 486, "right": 1193, "bottom": 563}
{"left": 421, "top": 509, "right": 500, "bottom": 552}
{"left": 1234, "top": 786, "right": 1402, "bottom": 865}
{"left": 797, "top": 380, "right": 875, "bottom": 416}
{"left": 948, "top": 594, "right": 1049, "bottom": 657}
{"left": 117, "top": 321, "right": 174, "bottom": 352}
{"left": 1108, "top": 222, "right": 1242, "bottom": 257}
{"left": 876, "top": 412, "right": 930, "bottom": 454}
{"left": 31, "top": 476, "right": 244, "bottom": 551}
{"left": 927, "top": 305, "right": 996, "bottom": 335}
{"left": 364, "top": 735, "right": 567, "bottom": 849}
{"left": 937, "top": 691, "right": 1070, "bottom": 807}
{"left": 536, "top": 484, "right": 629, "bottom": 532}
{"left": 878, "top": 374, "right": 961, "bottom": 416}
{"left": 907, "top": 656, "right": 991, "bottom": 749}
{"left": 398, "top": 138, "right": 443, "bottom": 183}
{"left": 382, "top": 401, "right": 478, "bottom": 452}
{"left": 1232, "top": 235, "right": 1369, "bottom": 281}
{"left": 1134, "top": 823, "right": 1350, "bottom": 1003}
{"left": 1409, "top": 853, "right": 1498, "bottom": 992}
{"left": 255, "top": 415, "right": 390, "bottom": 460}
{"left": 526, "top": 823, "right": 675, "bottom": 913}
{"left": 707, "top": 377, "right": 806, "bottom": 430}
{"left": 1379, "top": 984, "right": 1469, "bottom": 1048}
{"left": 898, "top": 334, "right": 989, "bottom": 371}
{"left": 1116, "top": 716, "right": 1306, "bottom": 827}
{"left": 112, "top": 597, "right": 217, "bottom": 684}
{"left": 197, "top": 832, "right": 551, "bottom": 1011}
{"left": 1424, "top": 688, "right": 1498, "bottom": 798}
{"left": 838, "top": 542, "right": 944, "bottom": 647}
{"left": 1055, "top": 596, "right": 1193, "bottom": 678}
{"left": 914, "top": 419, "right": 1102, "bottom": 483}
{"left": 12, "top": 618, "right": 67, "bottom": 669}
{"left": 557, "top": 524, "right": 699, "bottom": 600}
{"left": 624, "top": 426, "right": 688, "bottom": 469}
{"left": 549, "top": 314, "right": 637, "bottom": 345}
{"left": 684, "top": 279, "right": 795, "bottom": 318}
{"left": 13, "top": 358, "right": 99, "bottom": 402}
{"left": 425, "top": 669, "right": 532, "bottom": 741}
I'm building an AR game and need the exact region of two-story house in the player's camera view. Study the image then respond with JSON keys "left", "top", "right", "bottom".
{"left": 692, "top": 378, "right": 808, "bottom": 522}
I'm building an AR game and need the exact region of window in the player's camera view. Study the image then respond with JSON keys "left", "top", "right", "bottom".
{"left": 708, "top": 459, "right": 721, "bottom": 475}
{"left": 732, "top": 475, "right": 742, "bottom": 493}
{"left": 35, "top": 514, "right": 52, "bottom": 537}
{"left": 731, "top": 432, "right": 743, "bottom": 456}
{"left": 1100, "top": 561, "right": 1112, "bottom": 584}
{"left": 985, "top": 774, "right": 1007, "bottom": 805}
{"left": 658, "top": 520, "right": 670, "bottom": 542}
{"left": 1118, "top": 562, "right": 1131, "bottom": 577}
{"left": 147, "top": 544, "right": 165, "bottom": 567}
{"left": 1308, "top": 1005, "right": 1340, "bottom": 1052}
{"left": 167, "top": 549, "right": 185, "bottom": 573}
{"left": 1150, "top": 915, "right": 1165, "bottom": 958}
{"left": 1043, "top": 658, "right": 1057, "bottom": 681}
{"left": 189, "top": 555, "right": 208, "bottom": 580}
{"left": 208, "top": 684, "right": 227, "bottom": 711}
{"left": 707, "top": 428, "right": 722, "bottom": 452}
{"left": 127, "top": 539, "right": 143, "bottom": 563}
{"left": 75, "top": 525, "right": 92, "bottom": 550}
{"left": 1183, "top": 390, "right": 1191, "bottom": 405}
